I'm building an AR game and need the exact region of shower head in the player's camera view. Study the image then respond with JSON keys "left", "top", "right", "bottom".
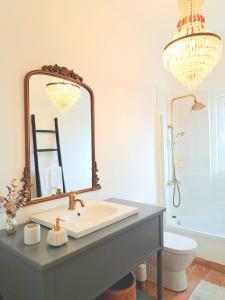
{"left": 174, "top": 131, "right": 185, "bottom": 145}
{"left": 191, "top": 100, "right": 206, "bottom": 111}
{"left": 175, "top": 132, "right": 185, "bottom": 138}
{"left": 170, "top": 95, "right": 206, "bottom": 117}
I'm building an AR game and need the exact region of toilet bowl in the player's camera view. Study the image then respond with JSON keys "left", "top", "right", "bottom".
{"left": 147, "top": 231, "right": 197, "bottom": 292}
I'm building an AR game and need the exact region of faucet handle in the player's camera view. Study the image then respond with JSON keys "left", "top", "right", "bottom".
{"left": 69, "top": 191, "right": 77, "bottom": 210}
{"left": 69, "top": 191, "right": 77, "bottom": 199}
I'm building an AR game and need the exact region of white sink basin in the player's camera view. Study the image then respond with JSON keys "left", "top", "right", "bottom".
{"left": 31, "top": 200, "right": 139, "bottom": 238}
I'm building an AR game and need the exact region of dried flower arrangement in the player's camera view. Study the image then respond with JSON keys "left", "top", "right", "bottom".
{"left": 0, "top": 179, "right": 26, "bottom": 216}
{"left": 0, "top": 169, "right": 31, "bottom": 217}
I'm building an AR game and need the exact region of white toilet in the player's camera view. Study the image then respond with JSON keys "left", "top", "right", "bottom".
{"left": 147, "top": 231, "right": 198, "bottom": 292}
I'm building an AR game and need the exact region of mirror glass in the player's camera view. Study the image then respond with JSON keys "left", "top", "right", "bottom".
{"left": 29, "top": 74, "right": 92, "bottom": 199}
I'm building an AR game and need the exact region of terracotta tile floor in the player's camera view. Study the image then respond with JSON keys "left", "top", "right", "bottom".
{"left": 146, "top": 262, "right": 225, "bottom": 300}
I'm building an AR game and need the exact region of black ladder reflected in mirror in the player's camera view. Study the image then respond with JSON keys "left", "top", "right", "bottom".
{"left": 31, "top": 114, "right": 66, "bottom": 197}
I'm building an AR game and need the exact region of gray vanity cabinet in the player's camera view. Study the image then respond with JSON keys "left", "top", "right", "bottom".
{"left": 0, "top": 199, "right": 165, "bottom": 300}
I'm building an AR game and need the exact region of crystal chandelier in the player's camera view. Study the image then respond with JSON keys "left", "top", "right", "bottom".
{"left": 46, "top": 79, "right": 80, "bottom": 112}
{"left": 163, "top": 0, "right": 222, "bottom": 90}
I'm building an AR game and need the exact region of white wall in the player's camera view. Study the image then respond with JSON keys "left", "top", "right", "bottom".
{"left": 0, "top": 0, "right": 176, "bottom": 229}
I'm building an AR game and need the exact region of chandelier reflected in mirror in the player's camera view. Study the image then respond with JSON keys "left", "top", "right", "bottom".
{"left": 163, "top": 0, "right": 223, "bottom": 90}
{"left": 46, "top": 79, "right": 80, "bottom": 112}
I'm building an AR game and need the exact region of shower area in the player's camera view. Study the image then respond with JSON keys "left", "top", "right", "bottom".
{"left": 162, "top": 90, "right": 225, "bottom": 239}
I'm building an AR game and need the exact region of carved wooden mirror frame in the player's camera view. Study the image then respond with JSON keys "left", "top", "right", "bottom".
{"left": 24, "top": 64, "right": 101, "bottom": 205}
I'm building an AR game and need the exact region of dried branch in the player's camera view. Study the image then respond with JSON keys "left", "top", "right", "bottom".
{"left": 0, "top": 173, "right": 28, "bottom": 216}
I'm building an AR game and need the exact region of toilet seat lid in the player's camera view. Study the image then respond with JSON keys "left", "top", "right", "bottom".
{"left": 164, "top": 232, "right": 198, "bottom": 255}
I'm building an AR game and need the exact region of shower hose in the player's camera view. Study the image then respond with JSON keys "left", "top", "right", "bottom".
{"left": 172, "top": 177, "right": 181, "bottom": 208}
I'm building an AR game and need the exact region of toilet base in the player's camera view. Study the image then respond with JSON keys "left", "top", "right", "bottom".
{"left": 147, "top": 262, "right": 187, "bottom": 292}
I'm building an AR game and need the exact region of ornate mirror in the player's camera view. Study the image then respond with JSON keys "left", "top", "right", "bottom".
{"left": 24, "top": 65, "right": 100, "bottom": 205}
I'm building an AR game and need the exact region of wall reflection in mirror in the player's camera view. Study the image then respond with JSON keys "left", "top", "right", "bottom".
{"left": 28, "top": 72, "right": 94, "bottom": 199}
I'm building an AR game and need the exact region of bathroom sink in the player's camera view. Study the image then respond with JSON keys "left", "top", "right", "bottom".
{"left": 31, "top": 200, "right": 139, "bottom": 238}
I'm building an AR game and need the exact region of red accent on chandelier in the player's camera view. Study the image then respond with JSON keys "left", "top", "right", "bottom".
{"left": 177, "top": 14, "right": 205, "bottom": 31}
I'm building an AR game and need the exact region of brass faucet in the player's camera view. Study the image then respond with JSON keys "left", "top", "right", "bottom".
{"left": 68, "top": 192, "right": 85, "bottom": 210}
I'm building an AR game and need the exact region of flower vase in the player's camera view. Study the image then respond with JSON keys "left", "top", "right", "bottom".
{"left": 5, "top": 214, "right": 17, "bottom": 235}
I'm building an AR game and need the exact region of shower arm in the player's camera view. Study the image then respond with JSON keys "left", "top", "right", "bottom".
{"left": 169, "top": 94, "right": 197, "bottom": 130}
{"left": 169, "top": 94, "right": 197, "bottom": 182}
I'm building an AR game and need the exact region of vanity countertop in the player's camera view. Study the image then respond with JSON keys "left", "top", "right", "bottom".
{"left": 0, "top": 198, "right": 165, "bottom": 271}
